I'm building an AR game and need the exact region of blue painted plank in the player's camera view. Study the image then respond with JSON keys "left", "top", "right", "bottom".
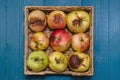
{"left": 45, "top": 75, "right": 74, "bottom": 80}
{"left": 18, "top": 0, "right": 26, "bottom": 79}
{"left": 82, "top": 0, "right": 109, "bottom": 80}
{"left": 44, "top": 0, "right": 82, "bottom": 7}
{"left": 6, "top": 0, "right": 20, "bottom": 80}
{"left": 57, "top": 0, "right": 81, "bottom": 6}
{"left": 44, "top": 0, "right": 58, "bottom": 6}
{"left": 25, "top": 0, "right": 44, "bottom": 6}
{"left": 0, "top": 0, "right": 7, "bottom": 80}
{"left": 109, "top": 0, "right": 120, "bottom": 80}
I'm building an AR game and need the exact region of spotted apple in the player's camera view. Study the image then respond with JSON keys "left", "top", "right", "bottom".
{"left": 50, "top": 29, "right": 71, "bottom": 51}
{"left": 27, "top": 51, "right": 48, "bottom": 72}
{"left": 49, "top": 51, "right": 67, "bottom": 72}
{"left": 72, "top": 33, "right": 90, "bottom": 52}
{"left": 68, "top": 52, "right": 90, "bottom": 72}
{"left": 67, "top": 11, "right": 90, "bottom": 33}
{"left": 28, "top": 10, "right": 47, "bottom": 32}
{"left": 48, "top": 11, "right": 66, "bottom": 29}
{"left": 29, "top": 32, "right": 49, "bottom": 51}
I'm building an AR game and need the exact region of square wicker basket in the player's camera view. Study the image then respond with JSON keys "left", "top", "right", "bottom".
{"left": 24, "top": 6, "right": 94, "bottom": 76}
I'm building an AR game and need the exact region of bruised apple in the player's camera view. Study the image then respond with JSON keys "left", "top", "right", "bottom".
{"left": 72, "top": 33, "right": 90, "bottom": 52}
{"left": 27, "top": 51, "right": 48, "bottom": 72}
{"left": 49, "top": 51, "right": 67, "bottom": 72}
{"left": 68, "top": 52, "right": 90, "bottom": 72}
{"left": 29, "top": 32, "right": 49, "bottom": 50}
{"left": 48, "top": 11, "right": 66, "bottom": 29}
{"left": 28, "top": 10, "right": 47, "bottom": 32}
{"left": 67, "top": 11, "right": 90, "bottom": 33}
{"left": 50, "top": 30, "right": 71, "bottom": 51}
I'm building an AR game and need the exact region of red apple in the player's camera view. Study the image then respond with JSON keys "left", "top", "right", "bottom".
{"left": 50, "top": 30, "right": 71, "bottom": 51}
{"left": 28, "top": 10, "right": 47, "bottom": 32}
{"left": 48, "top": 11, "right": 66, "bottom": 29}
{"left": 29, "top": 32, "right": 49, "bottom": 50}
{"left": 72, "top": 33, "right": 90, "bottom": 52}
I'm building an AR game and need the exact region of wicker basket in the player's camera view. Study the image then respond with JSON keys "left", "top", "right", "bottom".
{"left": 24, "top": 6, "right": 94, "bottom": 76}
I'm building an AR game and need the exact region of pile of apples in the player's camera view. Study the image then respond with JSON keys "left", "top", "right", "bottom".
{"left": 27, "top": 10, "right": 91, "bottom": 73}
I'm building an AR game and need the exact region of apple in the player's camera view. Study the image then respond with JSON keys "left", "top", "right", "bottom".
{"left": 68, "top": 52, "right": 90, "bottom": 72}
{"left": 50, "top": 29, "right": 71, "bottom": 51}
{"left": 27, "top": 51, "right": 48, "bottom": 72}
{"left": 48, "top": 10, "right": 66, "bottom": 29}
{"left": 29, "top": 32, "right": 49, "bottom": 51}
{"left": 28, "top": 10, "right": 47, "bottom": 32}
{"left": 67, "top": 11, "right": 90, "bottom": 33}
{"left": 72, "top": 33, "right": 90, "bottom": 52}
{"left": 49, "top": 51, "right": 67, "bottom": 72}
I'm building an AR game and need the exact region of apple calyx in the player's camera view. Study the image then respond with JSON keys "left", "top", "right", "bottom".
{"left": 33, "top": 41, "right": 38, "bottom": 48}
{"left": 55, "top": 57, "right": 64, "bottom": 64}
{"left": 34, "top": 57, "right": 44, "bottom": 64}
{"left": 80, "top": 37, "right": 84, "bottom": 42}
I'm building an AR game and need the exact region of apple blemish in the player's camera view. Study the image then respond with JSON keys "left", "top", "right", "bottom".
{"left": 69, "top": 55, "right": 81, "bottom": 69}
{"left": 53, "top": 14, "right": 63, "bottom": 24}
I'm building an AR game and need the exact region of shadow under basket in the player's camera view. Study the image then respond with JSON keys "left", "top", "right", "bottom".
{"left": 24, "top": 6, "right": 94, "bottom": 76}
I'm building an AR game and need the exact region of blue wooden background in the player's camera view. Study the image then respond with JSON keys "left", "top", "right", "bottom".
{"left": 0, "top": 0, "right": 120, "bottom": 80}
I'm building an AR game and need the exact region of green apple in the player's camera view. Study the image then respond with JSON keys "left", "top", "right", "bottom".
{"left": 27, "top": 51, "right": 48, "bottom": 72}
{"left": 49, "top": 52, "right": 67, "bottom": 72}
{"left": 67, "top": 11, "right": 90, "bottom": 33}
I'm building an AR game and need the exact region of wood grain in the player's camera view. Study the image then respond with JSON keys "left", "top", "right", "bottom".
{"left": 0, "top": 0, "right": 7, "bottom": 80}
{"left": 109, "top": 0, "right": 120, "bottom": 80}
{"left": 6, "top": 0, "right": 20, "bottom": 79}
{"left": 19, "top": 0, "right": 26, "bottom": 79}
